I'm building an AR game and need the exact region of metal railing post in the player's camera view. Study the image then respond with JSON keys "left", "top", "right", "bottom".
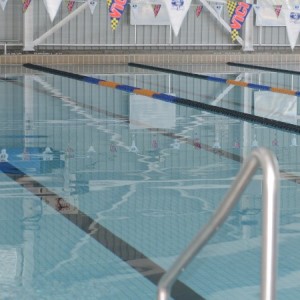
{"left": 157, "top": 147, "right": 280, "bottom": 300}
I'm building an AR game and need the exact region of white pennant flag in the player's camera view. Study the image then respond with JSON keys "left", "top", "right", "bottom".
{"left": 253, "top": 4, "right": 261, "bottom": 17}
{"left": 283, "top": 8, "right": 300, "bottom": 50}
{"left": 0, "top": 0, "right": 8, "bottom": 11}
{"left": 88, "top": 0, "right": 97, "bottom": 15}
{"left": 214, "top": 3, "right": 223, "bottom": 17}
{"left": 43, "top": 0, "right": 62, "bottom": 22}
{"left": 164, "top": 0, "right": 192, "bottom": 36}
{"left": 130, "top": 3, "right": 139, "bottom": 19}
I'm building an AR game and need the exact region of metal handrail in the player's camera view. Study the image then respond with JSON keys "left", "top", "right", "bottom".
{"left": 157, "top": 147, "right": 280, "bottom": 300}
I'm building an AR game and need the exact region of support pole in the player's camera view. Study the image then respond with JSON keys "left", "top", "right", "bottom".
{"left": 199, "top": 0, "right": 244, "bottom": 46}
{"left": 243, "top": 0, "right": 254, "bottom": 51}
{"left": 33, "top": 2, "right": 88, "bottom": 47}
{"left": 23, "top": 0, "right": 35, "bottom": 51}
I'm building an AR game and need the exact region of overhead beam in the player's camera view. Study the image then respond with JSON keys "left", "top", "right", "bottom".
{"left": 23, "top": 0, "right": 34, "bottom": 51}
{"left": 33, "top": 2, "right": 89, "bottom": 47}
{"left": 243, "top": 0, "right": 254, "bottom": 51}
{"left": 211, "top": 73, "right": 244, "bottom": 106}
{"left": 199, "top": 0, "right": 244, "bottom": 46}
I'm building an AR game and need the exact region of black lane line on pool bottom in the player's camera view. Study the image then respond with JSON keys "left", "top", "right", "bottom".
{"left": 3, "top": 166, "right": 205, "bottom": 300}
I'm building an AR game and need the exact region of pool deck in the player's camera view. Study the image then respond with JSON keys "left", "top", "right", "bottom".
{"left": 1, "top": 50, "right": 300, "bottom": 66}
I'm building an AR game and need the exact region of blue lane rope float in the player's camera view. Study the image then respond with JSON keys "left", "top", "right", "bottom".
{"left": 23, "top": 63, "right": 300, "bottom": 134}
{"left": 227, "top": 62, "right": 300, "bottom": 76}
{"left": 128, "top": 62, "right": 300, "bottom": 97}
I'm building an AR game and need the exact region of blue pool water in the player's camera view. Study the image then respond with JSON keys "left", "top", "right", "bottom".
{"left": 0, "top": 63, "right": 300, "bottom": 299}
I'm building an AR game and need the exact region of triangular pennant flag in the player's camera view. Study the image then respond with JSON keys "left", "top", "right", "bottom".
{"left": 43, "top": 0, "right": 63, "bottom": 22}
{"left": 214, "top": 3, "right": 223, "bottom": 17}
{"left": 164, "top": 0, "right": 192, "bottom": 36}
{"left": 283, "top": 9, "right": 300, "bottom": 50}
{"left": 227, "top": 1, "right": 252, "bottom": 42}
{"left": 0, "top": 0, "right": 8, "bottom": 11}
{"left": 130, "top": 2, "right": 139, "bottom": 19}
{"left": 88, "top": 0, "right": 97, "bottom": 14}
{"left": 66, "top": 0, "right": 75, "bottom": 13}
{"left": 274, "top": 5, "right": 282, "bottom": 18}
{"left": 195, "top": 5, "right": 203, "bottom": 17}
{"left": 110, "top": 0, "right": 128, "bottom": 30}
{"left": 253, "top": 4, "right": 261, "bottom": 17}
{"left": 152, "top": 4, "right": 161, "bottom": 17}
{"left": 22, "top": 0, "right": 32, "bottom": 13}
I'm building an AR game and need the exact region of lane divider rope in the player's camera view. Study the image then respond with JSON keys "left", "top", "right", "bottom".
{"left": 227, "top": 61, "right": 300, "bottom": 76}
{"left": 23, "top": 63, "right": 300, "bottom": 134}
{"left": 128, "top": 62, "right": 300, "bottom": 96}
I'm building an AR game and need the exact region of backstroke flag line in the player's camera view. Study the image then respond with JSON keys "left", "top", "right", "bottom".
{"left": 227, "top": 0, "right": 252, "bottom": 42}
{"left": 164, "top": 0, "right": 192, "bottom": 36}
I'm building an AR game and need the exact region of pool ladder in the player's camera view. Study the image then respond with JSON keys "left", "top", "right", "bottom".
{"left": 157, "top": 147, "right": 280, "bottom": 300}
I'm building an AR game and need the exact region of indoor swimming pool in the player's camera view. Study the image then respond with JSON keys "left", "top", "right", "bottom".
{"left": 0, "top": 62, "right": 299, "bottom": 299}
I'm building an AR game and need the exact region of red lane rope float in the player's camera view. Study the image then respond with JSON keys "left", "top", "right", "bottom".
{"left": 23, "top": 63, "right": 300, "bottom": 134}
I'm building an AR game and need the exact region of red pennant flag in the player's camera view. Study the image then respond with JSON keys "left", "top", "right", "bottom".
{"left": 274, "top": 5, "right": 282, "bottom": 18}
{"left": 195, "top": 5, "right": 203, "bottom": 17}
{"left": 22, "top": 0, "right": 32, "bottom": 13}
{"left": 67, "top": 0, "right": 75, "bottom": 13}
{"left": 152, "top": 4, "right": 161, "bottom": 17}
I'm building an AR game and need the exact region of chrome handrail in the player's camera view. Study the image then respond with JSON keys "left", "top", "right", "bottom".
{"left": 157, "top": 148, "right": 280, "bottom": 300}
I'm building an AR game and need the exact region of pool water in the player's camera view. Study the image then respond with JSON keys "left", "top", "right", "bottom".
{"left": 0, "top": 63, "right": 299, "bottom": 299}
